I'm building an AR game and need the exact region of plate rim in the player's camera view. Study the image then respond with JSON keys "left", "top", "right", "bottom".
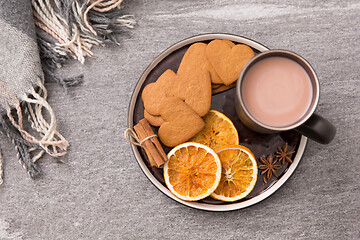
{"left": 127, "top": 33, "right": 308, "bottom": 211}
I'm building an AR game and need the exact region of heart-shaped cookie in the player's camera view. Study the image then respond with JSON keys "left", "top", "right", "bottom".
{"left": 178, "top": 42, "right": 223, "bottom": 84}
{"left": 211, "top": 82, "right": 237, "bottom": 95}
{"left": 165, "top": 69, "right": 212, "bottom": 117}
{"left": 177, "top": 40, "right": 235, "bottom": 85}
{"left": 142, "top": 69, "right": 177, "bottom": 116}
{"left": 206, "top": 39, "right": 254, "bottom": 85}
{"left": 144, "top": 109, "right": 165, "bottom": 127}
{"left": 158, "top": 97, "right": 205, "bottom": 147}
{"left": 142, "top": 67, "right": 211, "bottom": 118}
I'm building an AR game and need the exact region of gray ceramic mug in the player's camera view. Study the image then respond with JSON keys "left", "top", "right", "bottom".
{"left": 235, "top": 50, "right": 336, "bottom": 144}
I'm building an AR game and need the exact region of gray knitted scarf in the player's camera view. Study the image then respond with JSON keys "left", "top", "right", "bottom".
{"left": 0, "top": 0, "right": 135, "bottom": 183}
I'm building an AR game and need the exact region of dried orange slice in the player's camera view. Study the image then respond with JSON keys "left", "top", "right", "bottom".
{"left": 211, "top": 145, "right": 258, "bottom": 202}
{"left": 190, "top": 110, "right": 239, "bottom": 150}
{"left": 164, "top": 142, "right": 221, "bottom": 201}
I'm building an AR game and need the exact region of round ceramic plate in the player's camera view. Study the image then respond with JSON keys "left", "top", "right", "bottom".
{"left": 128, "top": 33, "right": 307, "bottom": 211}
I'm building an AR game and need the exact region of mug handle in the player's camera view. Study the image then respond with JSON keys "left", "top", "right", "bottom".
{"left": 295, "top": 113, "right": 336, "bottom": 144}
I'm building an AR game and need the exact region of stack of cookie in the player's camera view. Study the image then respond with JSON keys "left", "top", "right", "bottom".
{"left": 142, "top": 39, "right": 254, "bottom": 147}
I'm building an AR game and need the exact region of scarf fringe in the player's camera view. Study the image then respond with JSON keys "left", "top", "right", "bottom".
{"left": 32, "top": 0, "right": 136, "bottom": 67}
{"left": 0, "top": 115, "right": 41, "bottom": 179}
{"left": 1, "top": 79, "right": 68, "bottom": 179}
{"left": 7, "top": 83, "right": 69, "bottom": 160}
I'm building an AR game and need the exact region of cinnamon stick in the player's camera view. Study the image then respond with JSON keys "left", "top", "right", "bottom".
{"left": 134, "top": 123, "right": 156, "bottom": 166}
{"left": 134, "top": 119, "right": 167, "bottom": 167}
{"left": 139, "top": 119, "right": 168, "bottom": 167}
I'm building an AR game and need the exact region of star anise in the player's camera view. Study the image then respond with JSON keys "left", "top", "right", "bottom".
{"left": 258, "top": 154, "right": 282, "bottom": 183}
{"left": 275, "top": 142, "right": 295, "bottom": 164}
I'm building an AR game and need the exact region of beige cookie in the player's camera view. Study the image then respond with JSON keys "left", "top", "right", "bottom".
{"left": 141, "top": 69, "right": 177, "bottom": 116}
{"left": 211, "top": 82, "right": 237, "bottom": 95}
{"left": 158, "top": 97, "right": 205, "bottom": 147}
{"left": 178, "top": 42, "right": 224, "bottom": 84}
{"left": 144, "top": 109, "right": 165, "bottom": 127}
{"left": 206, "top": 39, "right": 254, "bottom": 85}
{"left": 166, "top": 70, "right": 212, "bottom": 117}
{"left": 211, "top": 83, "right": 223, "bottom": 90}
{"left": 221, "top": 39, "right": 236, "bottom": 47}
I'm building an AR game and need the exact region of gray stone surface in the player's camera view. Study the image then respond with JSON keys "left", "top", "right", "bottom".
{"left": 0, "top": 0, "right": 359, "bottom": 239}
